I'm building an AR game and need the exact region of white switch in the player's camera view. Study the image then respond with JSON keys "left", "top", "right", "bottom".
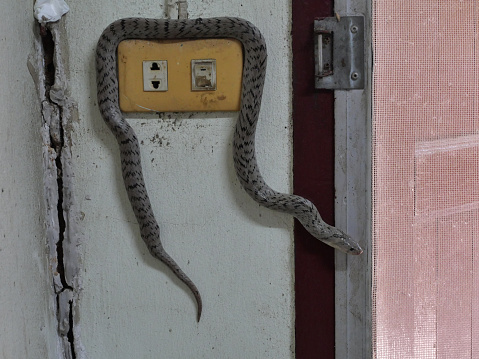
{"left": 191, "top": 59, "right": 216, "bottom": 91}
{"left": 143, "top": 60, "right": 168, "bottom": 91}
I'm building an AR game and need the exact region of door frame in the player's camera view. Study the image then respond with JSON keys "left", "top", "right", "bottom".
{"left": 292, "top": 0, "right": 372, "bottom": 357}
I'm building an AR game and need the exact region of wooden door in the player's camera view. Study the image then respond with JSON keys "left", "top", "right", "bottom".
{"left": 292, "top": 1, "right": 336, "bottom": 358}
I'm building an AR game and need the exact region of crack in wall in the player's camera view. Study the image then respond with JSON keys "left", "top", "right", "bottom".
{"left": 28, "top": 18, "right": 84, "bottom": 359}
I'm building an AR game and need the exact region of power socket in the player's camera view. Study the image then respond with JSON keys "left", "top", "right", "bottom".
{"left": 118, "top": 39, "right": 243, "bottom": 112}
{"left": 143, "top": 60, "right": 168, "bottom": 91}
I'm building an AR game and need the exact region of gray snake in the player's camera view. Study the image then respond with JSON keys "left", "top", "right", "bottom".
{"left": 96, "top": 17, "right": 363, "bottom": 322}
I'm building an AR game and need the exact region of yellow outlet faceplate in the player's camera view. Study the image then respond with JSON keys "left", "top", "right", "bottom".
{"left": 117, "top": 39, "right": 243, "bottom": 112}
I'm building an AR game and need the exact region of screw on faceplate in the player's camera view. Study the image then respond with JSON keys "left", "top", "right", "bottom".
{"left": 351, "top": 72, "right": 359, "bottom": 80}
{"left": 351, "top": 25, "right": 359, "bottom": 33}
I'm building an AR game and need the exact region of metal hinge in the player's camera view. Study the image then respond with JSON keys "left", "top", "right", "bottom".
{"left": 314, "top": 15, "right": 364, "bottom": 90}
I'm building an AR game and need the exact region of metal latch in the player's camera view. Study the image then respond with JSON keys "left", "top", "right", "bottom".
{"left": 314, "top": 15, "right": 364, "bottom": 90}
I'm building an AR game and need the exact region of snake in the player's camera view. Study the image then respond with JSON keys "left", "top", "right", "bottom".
{"left": 96, "top": 17, "right": 363, "bottom": 322}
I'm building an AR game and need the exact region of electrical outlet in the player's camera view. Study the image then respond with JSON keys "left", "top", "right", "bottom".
{"left": 118, "top": 39, "right": 243, "bottom": 112}
{"left": 191, "top": 59, "right": 216, "bottom": 91}
{"left": 143, "top": 60, "right": 168, "bottom": 91}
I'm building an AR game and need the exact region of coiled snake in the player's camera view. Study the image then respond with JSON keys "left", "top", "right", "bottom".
{"left": 96, "top": 17, "right": 362, "bottom": 322}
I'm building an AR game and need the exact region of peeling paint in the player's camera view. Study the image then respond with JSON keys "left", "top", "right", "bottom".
{"left": 28, "top": 19, "right": 85, "bottom": 359}
{"left": 34, "top": 0, "right": 70, "bottom": 25}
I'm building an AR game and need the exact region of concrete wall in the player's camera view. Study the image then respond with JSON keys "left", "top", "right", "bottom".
{"left": 0, "top": 1, "right": 60, "bottom": 358}
{"left": 1, "top": 0, "right": 293, "bottom": 357}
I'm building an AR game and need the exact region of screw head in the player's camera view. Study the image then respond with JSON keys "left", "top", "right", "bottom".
{"left": 351, "top": 25, "right": 359, "bottom": 33}
{"left": 351, "top": 72, "right": 359, "bottom": 80}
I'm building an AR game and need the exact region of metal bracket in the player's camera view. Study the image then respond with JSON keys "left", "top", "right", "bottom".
{"left": 314, "top": 15, "right": 364, "bottom": 90}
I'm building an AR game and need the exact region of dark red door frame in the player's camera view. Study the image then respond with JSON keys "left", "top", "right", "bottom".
{"left": 293, "top": 1, "right": 336, "bottom": 358}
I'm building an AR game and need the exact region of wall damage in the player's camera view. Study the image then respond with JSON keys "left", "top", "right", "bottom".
{"left": 28, "top": 18, "right": 85, "bottom": 359}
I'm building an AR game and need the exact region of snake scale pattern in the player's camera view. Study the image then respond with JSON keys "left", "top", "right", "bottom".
{"left": 96, "top": 17, "right": 363, "bottom": 322}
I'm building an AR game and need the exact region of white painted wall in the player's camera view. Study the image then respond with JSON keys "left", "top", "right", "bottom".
{"left": 66, "top": 0, "right": 294, "bottom": 358}
{"left": 0, "top": 0, "right": 292, "bottom": 357}
{"left": 0, "top": 1, "right": 60, "bottom": 358}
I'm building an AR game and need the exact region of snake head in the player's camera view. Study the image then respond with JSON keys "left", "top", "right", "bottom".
{"left": 325, "top": 227, "right": 363, "bottom": 255}
{"left": 346, "top": 242, "right": 363, "bottom": 255}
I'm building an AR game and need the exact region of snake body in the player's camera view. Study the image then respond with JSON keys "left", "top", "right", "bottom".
{"left": 96, "top": 17, "right": 362, "bottom": 322}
